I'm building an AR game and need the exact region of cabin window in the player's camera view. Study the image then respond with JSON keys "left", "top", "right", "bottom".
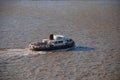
{"left": 54, "top": 41, "right": 63, "bottom": 44}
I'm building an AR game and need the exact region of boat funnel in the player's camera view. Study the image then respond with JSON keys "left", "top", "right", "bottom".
{"left": 49, "top": 34, "right": 54, "bottom": 40}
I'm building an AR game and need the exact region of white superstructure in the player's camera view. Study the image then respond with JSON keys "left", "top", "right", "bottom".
{"left": 42, "top": 35, "right": 71, "bottom": 46}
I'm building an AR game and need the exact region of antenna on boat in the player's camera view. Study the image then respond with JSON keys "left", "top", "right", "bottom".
{"left": 49, "top": 34, "right": 54, "bottom": 40}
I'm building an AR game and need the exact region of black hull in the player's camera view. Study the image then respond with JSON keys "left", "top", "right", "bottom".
{"left": 30, "top": 41, "right": 75, "bottom": 51}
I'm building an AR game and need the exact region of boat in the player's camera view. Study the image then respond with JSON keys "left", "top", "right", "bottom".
{"left": 29, "top": 34, "right": 75, "bottom": 51}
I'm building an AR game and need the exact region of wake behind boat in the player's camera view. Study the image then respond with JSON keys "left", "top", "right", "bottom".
{"left": 29, "top": 34, "right": 75, "bottom": 51}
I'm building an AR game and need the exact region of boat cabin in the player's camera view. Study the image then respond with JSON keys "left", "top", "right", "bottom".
{"left": 42, "top": 34, "right": 69, "bottom": 46}
{"left": 50, "top": 40, "right": 66, "bottom": 46}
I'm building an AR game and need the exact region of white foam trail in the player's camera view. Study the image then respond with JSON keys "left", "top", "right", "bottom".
{"left": 5, "top": 47, "right": 74, "bottom": 57}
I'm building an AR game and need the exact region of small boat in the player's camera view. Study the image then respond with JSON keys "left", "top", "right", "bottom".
{"left": 29, "top": 34, "right": 75, "bottom": 51}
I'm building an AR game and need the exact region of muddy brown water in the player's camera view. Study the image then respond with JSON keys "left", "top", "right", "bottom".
{"left": 0, "top": 1, "right": 120, "bottom": 80}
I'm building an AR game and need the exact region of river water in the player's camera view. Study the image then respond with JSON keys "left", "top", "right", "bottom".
{"left": 0, "top": 1, "right": 120, "bottom": 80}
